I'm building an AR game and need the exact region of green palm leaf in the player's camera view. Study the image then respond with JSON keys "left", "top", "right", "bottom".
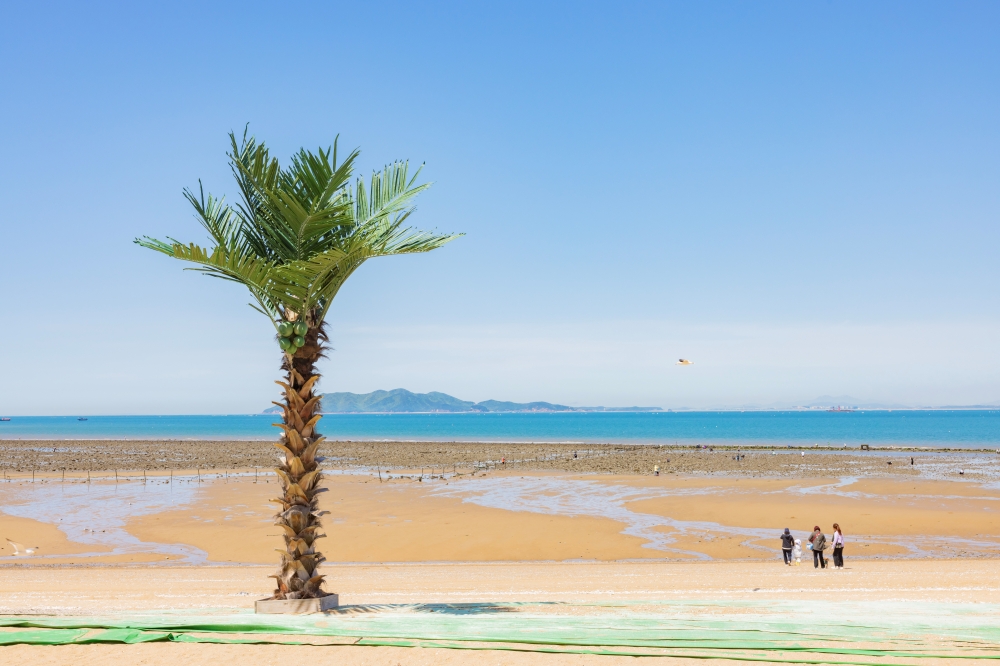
{"left": 135, "top": 128, "right": 461, "bottom": 330}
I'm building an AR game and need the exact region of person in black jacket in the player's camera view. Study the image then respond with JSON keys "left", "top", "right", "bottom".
{"left": 780, "top": 528, "right": 795, "bottom": 565}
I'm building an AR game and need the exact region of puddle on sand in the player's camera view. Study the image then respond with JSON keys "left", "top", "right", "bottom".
{"left": 429, "top": 476, "right": 754, "bottom": 559}
{"left": 0, "top": 476, "right": 207, "bottom": 563}
{"left": 429, "top": 476, "right": 1000, "bottom": 560}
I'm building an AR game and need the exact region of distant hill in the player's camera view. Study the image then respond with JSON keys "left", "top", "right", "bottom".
{"left": 263, "top": 389, "right": 662, "bottom": 414}
{"left": 319, "top": 389, "right": 476, "bottom": 413}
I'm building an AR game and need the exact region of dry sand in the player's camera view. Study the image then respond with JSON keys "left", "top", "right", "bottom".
{"left": 3, "top": 559, "right": 996, "bottom": 611}
{"left": 2, "top": 560, "right": 999, "bottom": 665}
{"left": 126, "top": 474, "right": 656, "bottom": 564}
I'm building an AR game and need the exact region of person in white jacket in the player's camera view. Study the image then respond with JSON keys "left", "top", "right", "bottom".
{"left": 792, "top": 538, "right": 802, "bottom": 565}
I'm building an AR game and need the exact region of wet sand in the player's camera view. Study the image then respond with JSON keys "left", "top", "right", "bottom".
{"left": 2, "top": 558, "right": 995, "bottom": 612}
{"left": 1, "top": 469, "right": 997, "bottom": 564}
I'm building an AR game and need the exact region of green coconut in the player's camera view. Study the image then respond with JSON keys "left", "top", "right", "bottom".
{"left": 292, "top": 335, "right": 306, "bottom": 348}
{"left": 278, "top": 322, "right": 293, "bottom": 337}
{"left": 278, "top": 337, "right": 292, "bottom": 351}
{"left": 293, "top": 321, "right": 308, "bottom": 336}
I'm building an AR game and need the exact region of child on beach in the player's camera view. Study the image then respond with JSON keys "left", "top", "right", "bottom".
{"left": 792, "top": 539, "right": 802, "bottom": 564}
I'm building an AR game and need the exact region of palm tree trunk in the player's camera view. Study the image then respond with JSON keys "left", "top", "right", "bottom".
{"left": 270, "top": 319, "right": 329, "bottom": 600}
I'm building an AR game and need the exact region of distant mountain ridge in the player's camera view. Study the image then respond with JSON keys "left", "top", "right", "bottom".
{"left": 263, "top": 389, "right": 662, "bottom": 414}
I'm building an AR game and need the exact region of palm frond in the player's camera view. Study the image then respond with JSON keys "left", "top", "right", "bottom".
{"left": 137, "top": 128, "right": 461, "bottom": 327}
{"left": 229, "top": 129, "right": 295, "bottom": 262}
{"left": 182, "top": 181, "right": 241, "bottom": 248}
{"left": 353, "top": 161, "right": 430, "bottom": 230}
{"left": 371, "top": 225, "right": 463, "bottom": 256}
{"left": 134, "top": 237, "right": 284, "bottom": 318}
{"left": 276, "top": 244, "right": 374, "bottom": 316}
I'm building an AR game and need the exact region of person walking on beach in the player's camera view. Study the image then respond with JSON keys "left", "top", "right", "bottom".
{"left": 793, "top": 538, "right": 802, "bottom": 565}
{"left": 808, "top": 526, "right": 827, "bottom": 569}
{"left": 831, "top": 523, "right": 845, "bottom": 569}
{"left": 780, "top": 528, "right": 795, "bottom": 565}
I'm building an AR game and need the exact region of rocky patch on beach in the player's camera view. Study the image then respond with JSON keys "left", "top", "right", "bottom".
{"left": 0, "top": 440, "right": 996, "bottom": 481}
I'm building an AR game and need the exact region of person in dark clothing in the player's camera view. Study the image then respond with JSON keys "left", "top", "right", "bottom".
{"left": 808, "top": 526, "right": 827, "bottom": 568}
{"left": 780, "top": 528, "right": 795, "bottom": 565}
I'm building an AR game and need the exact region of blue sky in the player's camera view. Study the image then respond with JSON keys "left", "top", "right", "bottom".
{"left": 1, "top": 1, "right": 998, "bottom": 414}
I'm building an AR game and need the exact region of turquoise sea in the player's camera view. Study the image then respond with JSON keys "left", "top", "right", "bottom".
{"left": 0, "top": 411, "right": 998, "bottom": 448}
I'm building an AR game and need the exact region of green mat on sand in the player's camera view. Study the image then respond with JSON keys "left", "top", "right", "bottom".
{"left": 2, "top": 600, "right": 998, "bottom": 662}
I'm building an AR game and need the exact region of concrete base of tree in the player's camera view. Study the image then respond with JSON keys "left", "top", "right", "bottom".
{"left": 255, "top": 594, "right": 339, "bottom": 614}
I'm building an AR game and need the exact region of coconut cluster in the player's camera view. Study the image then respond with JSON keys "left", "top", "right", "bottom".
{"left": 277, "top": 321, "right": 308, "bottom": 353}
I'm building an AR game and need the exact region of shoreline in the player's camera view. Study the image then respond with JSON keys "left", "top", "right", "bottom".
{"left": 3, "top": 437, "right": 999, "bottom": 452}
{"left": 2, "top": 437, "right": 998, "bottom": 451}
{"left": 4, "top": 407, "right": 1000, "bottom": 416}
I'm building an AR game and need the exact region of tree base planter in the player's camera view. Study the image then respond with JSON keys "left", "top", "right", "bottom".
{"left": 255, "top": 594, "right": 339, "bottom": 614}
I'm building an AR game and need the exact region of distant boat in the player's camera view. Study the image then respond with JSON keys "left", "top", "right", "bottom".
{"left": 827, "top": 406, "right": 855, "bottom": 413}
{"left": 77, "top": 417, "right": 88, "bottom": 421}
{"left": 0, "top": 417, "right": 9, "bottom": 422}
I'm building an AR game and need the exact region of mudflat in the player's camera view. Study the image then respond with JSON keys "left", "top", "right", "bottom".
{"left": 2, "top": 439, "right": 999, "bottom": 478}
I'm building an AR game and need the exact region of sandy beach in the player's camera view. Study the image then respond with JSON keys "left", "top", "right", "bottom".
{"left": 1, "top": 441, "right": 998, "bottom": 663}
{"left": 3, "top": 560, "right": 999, "bottom": 664}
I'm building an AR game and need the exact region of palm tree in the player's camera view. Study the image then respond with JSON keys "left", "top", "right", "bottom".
{"left": 136, "top": 130, "right": 460, "bottom": 600}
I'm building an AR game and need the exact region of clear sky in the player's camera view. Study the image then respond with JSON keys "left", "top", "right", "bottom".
{"left": 1, "top": 2, "right": 998, "bottom": 414}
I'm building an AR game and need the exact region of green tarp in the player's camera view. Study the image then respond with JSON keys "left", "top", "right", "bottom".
{"left": 1, "top": 600, "right": 997, "bottom": 662}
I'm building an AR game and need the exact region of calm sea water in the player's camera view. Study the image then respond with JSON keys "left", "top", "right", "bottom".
{"left": 0, "top": 411, "right": 998, "bottom": 448}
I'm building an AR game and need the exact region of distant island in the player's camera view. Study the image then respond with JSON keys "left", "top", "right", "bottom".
{"left": 260, "top": 390, "right": 1000, "bottom": 414}
{"left": 262, "top": 389, "right": 662, "bottom": 414}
